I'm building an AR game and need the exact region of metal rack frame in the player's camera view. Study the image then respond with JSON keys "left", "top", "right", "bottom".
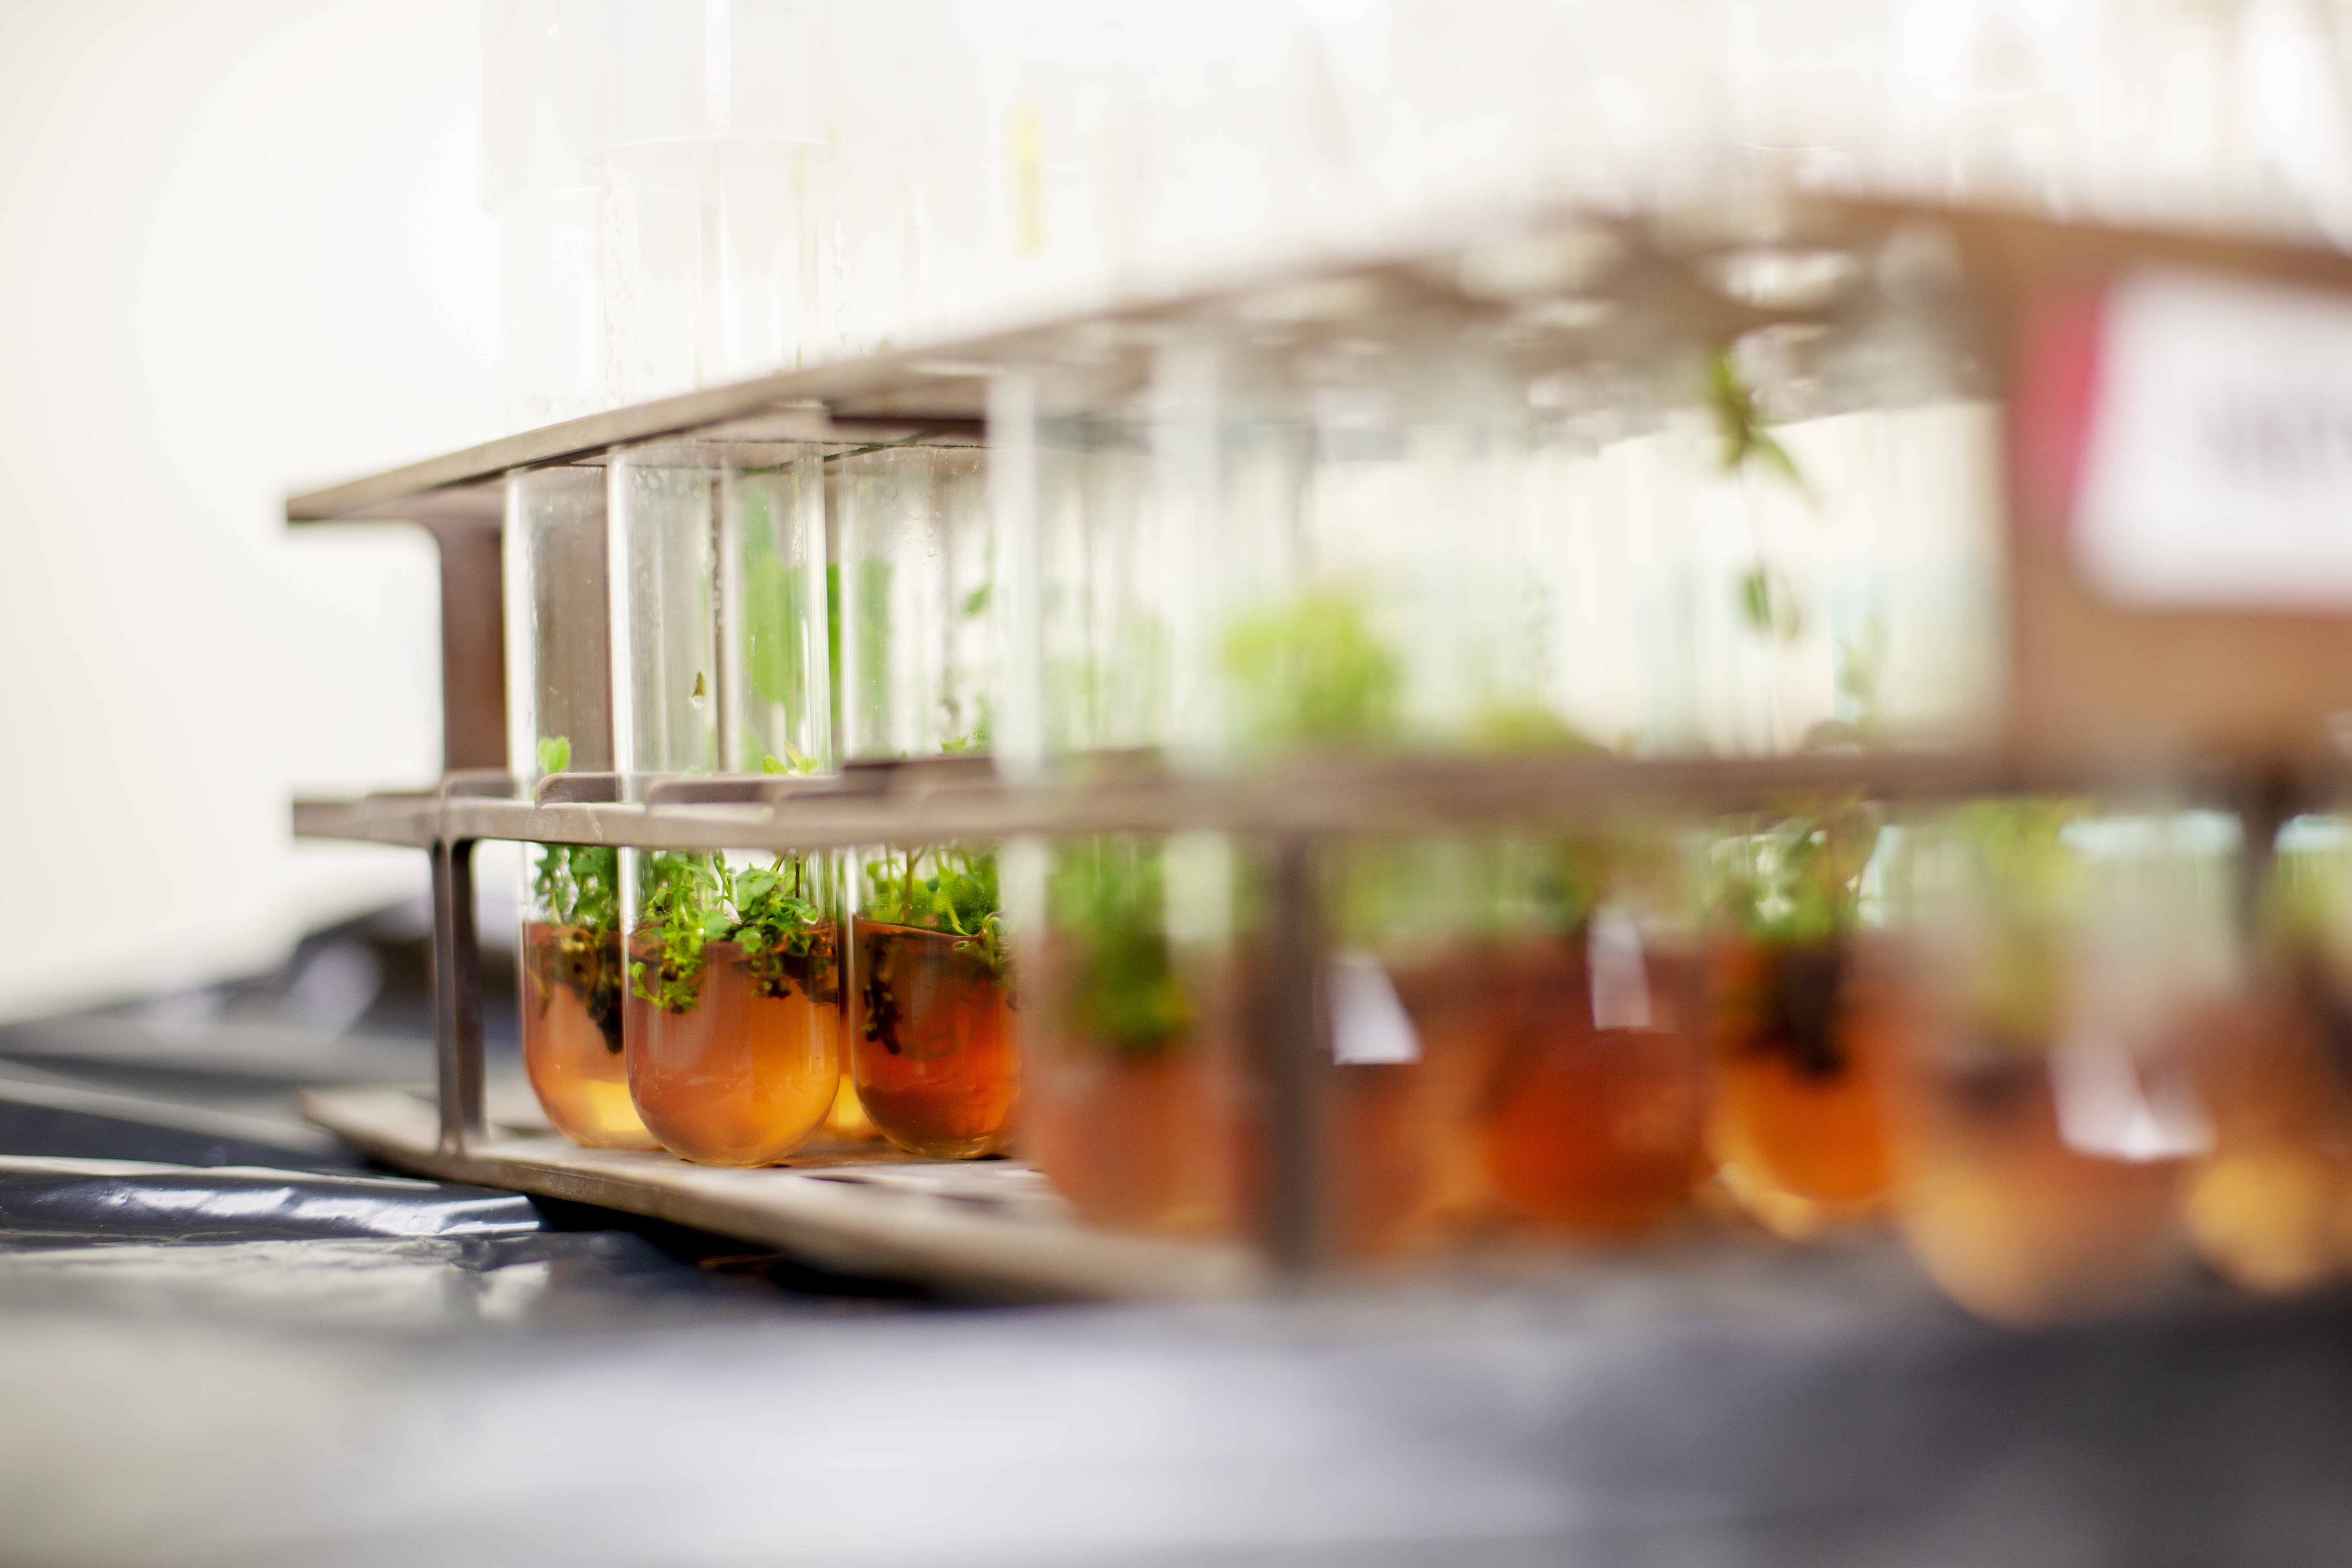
{"left": 290, "top": 193, "right": 2352, "bottom": 1290}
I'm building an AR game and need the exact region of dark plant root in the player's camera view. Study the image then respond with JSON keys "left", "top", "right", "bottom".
{"left": 587, "top": 978, "right": 623, "bottom": 1054}
{"left": 1942, "top": 1045, "right": 2045, "bottom": 1119}
{"left": 749, "top": 935, "right": 839, "bottom": 1007}
{"left": 531, "top": 926, "right": 628, "bottom": 1054}
{"left": 862, "top": 928, "right": 906, "bottom": 1055}
{"left": 651, "top": 953, "right": 708, "bottom": 1015}
{"left": 859, "top": 923, "right": 1015, "bottom": 1054}
{"left": 863, "top": 975, "right": 904, "bottom": 1055}
{"left": 2297, "top": 953, "right": 2352, "bottom": 1086}
{"left": 1762, "top": 940, "right": 1847, "bottom": 1080}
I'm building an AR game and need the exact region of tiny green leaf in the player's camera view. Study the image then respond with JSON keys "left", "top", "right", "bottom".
{"left": 1705, "top": 346, "right": 1813, "bottom": 504}
{"left": 1750, "top": 429, "right": 1809, "bottom": 499}
{"left": 938, "top": 708, "right": 993, "bottom": 754}
{"left": 1738, "top": 566, "right": 1802, "bottom": 642}
{"left": 761, "top": 742, "right": 818, "bottom": 775}
{"left": 537, "top": 735, "right": 571, "bottom": 776}
{"left": 1221, "top": 588, "right": 1403, "bottom": 751}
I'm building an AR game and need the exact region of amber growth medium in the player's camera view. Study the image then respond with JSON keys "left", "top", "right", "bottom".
{"left": 1027, "top": 941, "right": 1487, "bottom": 1253}
{"left": 1325, "top": 949, "right": 1512, "bottom": 1254}
{"left": 822, "top": 1074, "right": 882, "bottom": 1141}
{"left": 1029, "top": 1047, "right": 1238, "bottom": 1233}
{"left": 2187, "top": 966, "right": 2352, "bottom": 1294}
{"left": 853, "top": 919, "right": 1019, "bottom": 1158}
{"left": 1707, "top": 934, "right": 1894, "bottom": 1210}
{"left": 522, "top": 922, "right": 656, "bottom": 1150}
{"left": 1892, "top": 1049, "right": 2186, "bottom": 1326}
{"left": 1026, "top": 936, "right": 1243, "bottom": 1236}
{"left": 626, "top": 936, "right": 840, "bottom": 1166}
{"left": 1479, "top": 940, "right": 1710, "bottom": 1234}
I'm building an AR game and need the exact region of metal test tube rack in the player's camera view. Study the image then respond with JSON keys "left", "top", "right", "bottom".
{"left": 290, "top": 195, "right": 2352, "bottom": 1292}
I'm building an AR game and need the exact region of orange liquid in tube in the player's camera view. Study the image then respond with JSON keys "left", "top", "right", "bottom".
{"left": 1479, "top": 939, "right": 1709, "bottom": 1233}
{"left": 521, "top": 922, "right": 656, "bottom": 1150}
{"left": 1707, "top": 934, "right": 1893, "bottom": 1209}
{"left": 853, "top": 919, "right": 1020, "bottom": 1158}
{"left": 626, "top": 935, "right": 840, "bottom": 1166}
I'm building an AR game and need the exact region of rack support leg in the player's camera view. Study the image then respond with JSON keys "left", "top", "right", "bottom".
{"left": 2234, "top": 771, "right": 2294, "bottom": 949}
{"left": 1259, "top": 834, "right": 1330, "bottom": 1276}
{"left": 430, "top": 837, "right": 486, "bottom": 1153}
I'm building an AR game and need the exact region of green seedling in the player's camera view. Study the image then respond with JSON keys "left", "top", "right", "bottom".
{"left": 1051, "top": 839, "right": 1189, "bottom": 1058}
{"left": 1469, "top": 702, "right": 1603, "bottom": 758}
{"left": 1738, "top": 565, "right": 1803, "bottom": 643}
{"left": 528, "top": 839, "right": 623, "bottom": 1052}
{"left": 864, "top": 845, "right": 1009, "bottom": 980}
{"left": 629, "top": 850, "right": 831, "bottom": 1014}
{"left": 535, "top": 842, "right": 619, "bottom": 933}
{"left": 1222, "top": 587, "right": 1403, "bottom": 752}
{"left": 1949, "top": 798, "right": 2081, "bottom": 1052}
{"left": 1709, "top": 803, "right": 1880, "bottom": 1079}
{"left": 1714, "top": 802, "right": 1880, "bottom": 948}
{"left": 730, "top": 857, "right": 831, "bottom": 1002}
{"left": 1708, "top": 346, "right": 1815, "bottom": 655}
{"left": 1707, "top": 347, "right": 1810, "bottom": 500}
{"left": 938, "top": 708, "right": 993, "bottom": 755}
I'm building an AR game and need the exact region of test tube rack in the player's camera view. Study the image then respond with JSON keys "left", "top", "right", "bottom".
{"left": 292, "top": 194, "right": 2352, "bottom": 1299}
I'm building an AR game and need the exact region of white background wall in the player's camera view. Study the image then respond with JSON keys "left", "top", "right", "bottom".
{"left": 0, "top": 0, "right": 500, "bottom": 1018}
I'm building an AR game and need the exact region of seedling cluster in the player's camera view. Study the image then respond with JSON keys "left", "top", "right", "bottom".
{"left": 633, "top": 851, "right": 830, "bottom": 1013}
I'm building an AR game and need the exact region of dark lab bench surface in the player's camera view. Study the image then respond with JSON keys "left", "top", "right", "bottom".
{"left": 3, "top": 1149, "right": 2352, "bottom": 1566}
{"left": 1, "top": 925, "right": 2345, "bottom": 1568}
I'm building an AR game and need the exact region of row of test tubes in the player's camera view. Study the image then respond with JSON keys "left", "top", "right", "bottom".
{"left": 486, "top": 231, "right": 2352, "bottom": 1325}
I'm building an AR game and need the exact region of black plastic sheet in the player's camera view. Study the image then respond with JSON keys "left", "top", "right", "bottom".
{"left": 0, "top": 1156, "right": 802, "bottom": 1338}
{"left": 0, "top": 1156, "right": 537, "bottom": 1245}
{"left": 0, "top": 1082, "right": 365, "bottom": 1169}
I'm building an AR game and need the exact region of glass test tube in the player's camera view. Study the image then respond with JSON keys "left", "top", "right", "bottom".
{"left": 504, "top": 464, "right": 650, "bottom": 1149}
{"left": 606, "top": 440, "right": 845, "bottom": 1164}
{"left": 1702, "top": 808, "right": 1898, "bottom": 1234}
{"left": 1883, "top": 804, "right": 2225, "bottom": 1325}
{"left": 836, "top": 442, "right": 1020, "bottom": 1158}
{"left": 624, "top": 844, "right": 844, "bottom": 1166}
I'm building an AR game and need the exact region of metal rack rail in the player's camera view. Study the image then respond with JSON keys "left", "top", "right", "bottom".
{"left": 298, "top": 747, "right": 2089, "bottom": 854}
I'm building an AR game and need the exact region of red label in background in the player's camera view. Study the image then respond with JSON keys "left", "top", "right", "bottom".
{"left": 2032, "top": 268, "right": 2352, "bottom": 614}
{"left": 2009, "top": 284, "right": 2108, "bottom": 538}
